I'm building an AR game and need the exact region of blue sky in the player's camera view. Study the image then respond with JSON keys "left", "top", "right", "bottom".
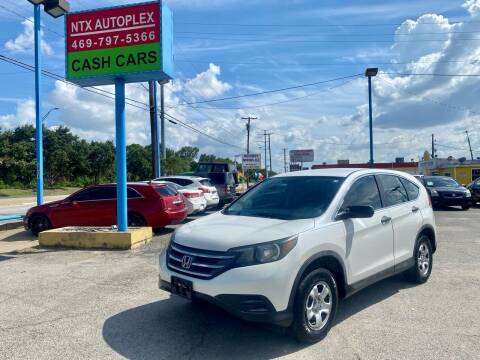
{"left": 2, "top": 0, "right": 480, "bottom": 171}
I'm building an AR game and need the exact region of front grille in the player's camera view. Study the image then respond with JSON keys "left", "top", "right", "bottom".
{"left": 167, "top": 242, "right": 237, "bottom": 279}
{"left": 440, "top": 192, "right": 464, "bottom": 199}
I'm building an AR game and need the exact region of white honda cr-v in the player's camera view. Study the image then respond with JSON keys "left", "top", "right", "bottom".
{"left": 159, "top": 168, "right": 437, "bottom": 342}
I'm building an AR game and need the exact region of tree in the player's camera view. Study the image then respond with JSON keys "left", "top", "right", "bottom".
{"left": 88, "top": 141, "right": 115, "bottom": 184}
{"left": 127, "top": 144, "right": 151, "bottom": 181}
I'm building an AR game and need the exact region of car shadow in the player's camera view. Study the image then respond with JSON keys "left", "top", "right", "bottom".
{"left": 0, "top": 230, "right": 36, "bottom": 242}
{"left": 102, "top": 274, "right": 415, "bottom": 359}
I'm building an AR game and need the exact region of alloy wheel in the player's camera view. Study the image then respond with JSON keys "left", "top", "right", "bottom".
{"left": 305, "top": 281, "right": 332, "bottom": 331}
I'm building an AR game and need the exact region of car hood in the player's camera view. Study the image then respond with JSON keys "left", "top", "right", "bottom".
{"left": 27, "top": 199, "right": 64, "bottom": 214}
{"left": 173, "top": 211, "right": 315, "bottom": 251}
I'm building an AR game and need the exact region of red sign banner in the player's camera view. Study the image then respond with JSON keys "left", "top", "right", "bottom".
{"left": 66, "top": 2, "right": 160, "bottom": 53}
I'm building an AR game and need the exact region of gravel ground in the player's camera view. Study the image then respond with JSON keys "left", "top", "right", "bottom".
{"left": 0, "top": 208, "right": 479, "bottom": 360}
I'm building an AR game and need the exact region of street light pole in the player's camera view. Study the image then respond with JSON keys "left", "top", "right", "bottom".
{"left": 365, "top": 68, "right": 378, "bottom": 168}
{"left": 28, "top": 0, "right": 70, "bottom": 205}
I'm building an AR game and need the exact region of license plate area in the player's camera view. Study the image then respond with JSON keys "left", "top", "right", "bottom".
{"left": 171, "top": 276, "right": 193, "bottom": 300}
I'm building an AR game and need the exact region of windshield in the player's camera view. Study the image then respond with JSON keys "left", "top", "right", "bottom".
{"left": 223, "top": 176, "right": 344, "bottom": 220}
{"left": 424, "top": 177, "right": 460, "bottom": 188}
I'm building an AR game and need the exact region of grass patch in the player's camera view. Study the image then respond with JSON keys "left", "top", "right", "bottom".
{"left": 0, "top": 187, "right": 80, "bottom": 198}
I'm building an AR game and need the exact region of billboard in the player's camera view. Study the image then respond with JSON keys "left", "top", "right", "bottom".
{"left": 290, "top": 149, "right": 314, "bottom": 163}
{"left": 66, "top": 1, "right": 173, "bottom": 86}
{"left": 242, "top": 154, "right": 261, "bottom": 170}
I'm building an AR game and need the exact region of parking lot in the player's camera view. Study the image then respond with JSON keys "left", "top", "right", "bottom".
{"left": 0, "top": 208, "right": 479, "bottom": 360}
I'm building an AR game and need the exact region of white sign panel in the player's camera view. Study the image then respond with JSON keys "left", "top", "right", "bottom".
{"left": 290, "top": 149, "right": 314, "bottom": 163}
{"left": 242, "top": 154, "right": 261, "bottom": 170}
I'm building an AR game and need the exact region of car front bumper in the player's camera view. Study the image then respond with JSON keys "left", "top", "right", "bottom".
{"left": 158, "top": 249, "right": 297, "bottom": 326}
{"left": 432, "top": 196, "right": 471, "bottom": 207}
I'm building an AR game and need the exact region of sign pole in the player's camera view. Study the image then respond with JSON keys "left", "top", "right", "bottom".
{"left": 34, "top": 4, "right": 43, "bottom": 206}
{"left": 115, "top": 78, "right": 128, "bottom": 232}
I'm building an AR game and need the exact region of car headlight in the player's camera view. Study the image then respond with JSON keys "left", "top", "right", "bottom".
{"left": 430, "top": 189, "right": 439, "bottom": 197}
{"left": 465, "top": 190, "right": 471, "bottom": 198}
{"left": 231, "top": 235, "right": 298, "bottom": 266}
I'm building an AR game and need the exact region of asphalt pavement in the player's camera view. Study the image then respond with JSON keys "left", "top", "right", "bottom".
{"left": 0, "top": 208, "right": 479, "bottom": 359}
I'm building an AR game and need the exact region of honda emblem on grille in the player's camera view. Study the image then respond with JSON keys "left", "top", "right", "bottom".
{"left": 181, "top": 255, "right": 193, "bottom": 269}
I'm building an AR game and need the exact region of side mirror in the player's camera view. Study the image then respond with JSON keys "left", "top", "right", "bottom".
{"left": 335, "top": 205, "right": 375, "bottom": 221}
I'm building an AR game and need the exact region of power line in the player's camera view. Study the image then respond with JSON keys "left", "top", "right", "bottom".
{"left": 0, "top": 4, "right": 64, "bottom": 38}
{"left": 177, "top": 35, "right": 480, "bottom": 43}
{"left": 175, "top": 59, "right": 480, "bottom": 67}
{"left": 175, "top": 30, "right": 480, "bottom": 37}
{"left": 0, "top": 54, "right": 243, "bottom": 150}
{"left": 172, "top": 73, "right": 362, "bottom": 106}
{"left": 176, "top": 20, "right": 480, "bottom": 27}
{"left": 164, "top": 112, "right": 244, "bottom": 150}
{"left": 178, "top": 76, "right": 360, "bottom": 110}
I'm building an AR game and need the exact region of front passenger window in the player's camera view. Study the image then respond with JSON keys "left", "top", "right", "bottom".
{"left": 377, "top": 175, "right": 408, "bottom": 206}
{"left": 341, "top": 176, "right": 382, "bottom": 211}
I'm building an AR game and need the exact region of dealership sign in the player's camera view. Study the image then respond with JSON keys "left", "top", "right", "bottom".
{"left": 66, "top": 1, "right": 173, "bottom": 86}
{"left": 242, "top": 154, "right": 261, "bottom": 170}
{"left": 290, "top": 149, "right": 314, "bottom": 163}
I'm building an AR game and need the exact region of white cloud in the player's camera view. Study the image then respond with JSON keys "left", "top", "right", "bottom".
{"left": 0, "top": 98, "right": 35, "bottom": 129}
{"left": 185, "top": 63, "right": 232, "bottom": 99}
{"left": 4, "top": 18, "right": 53, "bottom": 56}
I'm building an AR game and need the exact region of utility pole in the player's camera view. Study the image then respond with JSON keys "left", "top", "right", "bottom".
{"left": 431, "top": 134, "right": 435, "bottom": 159}
{"left": 242, "top": 116, "right": 257, "bottom": 154}
{"left": 268, "top": 133, "right": 272, "bottom": 175}
{"left": 148, "top": 81, "right": 159, "bottom": 178}
{"left": 159, "top": 80, "right": 169, "bottom": 175}
{"left": 466, "top": 130, "right": 474, "bottom": 161}
{"left": 283, "top": 148, "right": 288, "bottom": 173}
{"left": 365, "top": 68, "right": 378, "bottom": 167}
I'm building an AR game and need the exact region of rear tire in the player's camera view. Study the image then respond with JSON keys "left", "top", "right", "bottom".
{"left": 291, "top": 268, "right": 338, "bottom": 343}
{"left": 30, "top": 214, "right": 51, "bottom": 236}
{"left": 404, "top": 235, "right": 433, "bottom": 284}
{"left": 128, "top": 213, "right": 146, "bottom": 227}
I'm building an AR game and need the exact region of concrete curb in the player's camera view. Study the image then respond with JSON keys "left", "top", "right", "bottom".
{"left": 39, "top": 226, "right": 153, "bottom": 250}
{"left": 0, "top": 221, "right": 23, "bottom": 232}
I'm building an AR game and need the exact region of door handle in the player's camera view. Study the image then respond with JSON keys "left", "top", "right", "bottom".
{"left": 412, "top": 206, "right": 419, "bottom": 213}
{"left": 381, "top": 216, "right": 391, "bottom": 224}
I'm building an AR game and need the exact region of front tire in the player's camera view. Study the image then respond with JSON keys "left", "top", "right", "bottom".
{"left": 291, "top": 268, "right": 338, "bottom": 343}
{"left": 30, "top": 214, "right": 51, "bottom": 236}
{"left": 461, "top": 204, "right": 470, "bottom": 210}
{"left": 404, "top": 235, "right": 433, "bottom": 284}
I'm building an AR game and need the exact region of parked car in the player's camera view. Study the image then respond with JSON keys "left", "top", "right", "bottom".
{"left": 207, "top": 172, "right": 237, "bottom": 206}
{"left": 159, "top": 169, "right": 437, "bottom": 343}
{"left": 420, "top": 176, "right": 472, "bottom": 210}
{"left": 466, "top": 178, "right": 480, "bottom": 205}
{"left": 24, "top": 182, "right": 188, "bottom": 236}
{"left": 153, "top": 180, "right": 206, "bottom": 215}
{"left": 154, "top": 176, "right": 219, "bottom": 208}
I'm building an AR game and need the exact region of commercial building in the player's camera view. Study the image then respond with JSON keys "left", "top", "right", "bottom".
{"left": 311, "top": 159, "right": 418, "bottom": 174}
{"left": 418, "top": 158, "right": 480, "bottom": 184}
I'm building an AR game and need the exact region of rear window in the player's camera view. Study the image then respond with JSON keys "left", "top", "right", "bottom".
{"left": 155, "top": 186, "right": 177, "bottom": 197}
{"left": 199, "top": 179, "right": 213, "bottom": 186}
{"left": 209, "top": 172, "right": 228, "bottom": 184}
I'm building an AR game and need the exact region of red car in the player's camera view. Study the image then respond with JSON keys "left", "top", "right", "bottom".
{"left": 24, "top": 182, "right": 188, "bottom": 236}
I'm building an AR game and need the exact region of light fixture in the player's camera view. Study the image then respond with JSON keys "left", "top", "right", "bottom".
{"left": 43, "top": 0, "right": 70, "bottom": 18}
{"left": 158, "top": 79, "right": 170, "bottom": 85}
{"left": 27, "top": 0, "right": 46, "bottom": 5}
{"left": 365, "top": 68, "right": 378, "bottom": 77}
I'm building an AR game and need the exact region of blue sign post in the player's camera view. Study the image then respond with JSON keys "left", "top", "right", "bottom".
{"left": 34, "top": 4, "right": 43, "bottom": 206}
{"left": 115, "top": 79, "right": 128, "bottom": 231}
{"left": 66, "top": 1, "right": 174, "bottom": 231}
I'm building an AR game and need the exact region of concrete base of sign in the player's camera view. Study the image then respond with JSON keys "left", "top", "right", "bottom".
{"left": 38, "top": 226, "right": 152, "bottom": 250}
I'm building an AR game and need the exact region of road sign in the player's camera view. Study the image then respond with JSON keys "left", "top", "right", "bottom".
{"left": 66, "top": 1, "right": 173, "bottom": 86}
{"left": 290, "top": 149, "right": 314, "bottom": 163}
{"left": 242, "top": 154, "right": 261, "bottom": 170}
